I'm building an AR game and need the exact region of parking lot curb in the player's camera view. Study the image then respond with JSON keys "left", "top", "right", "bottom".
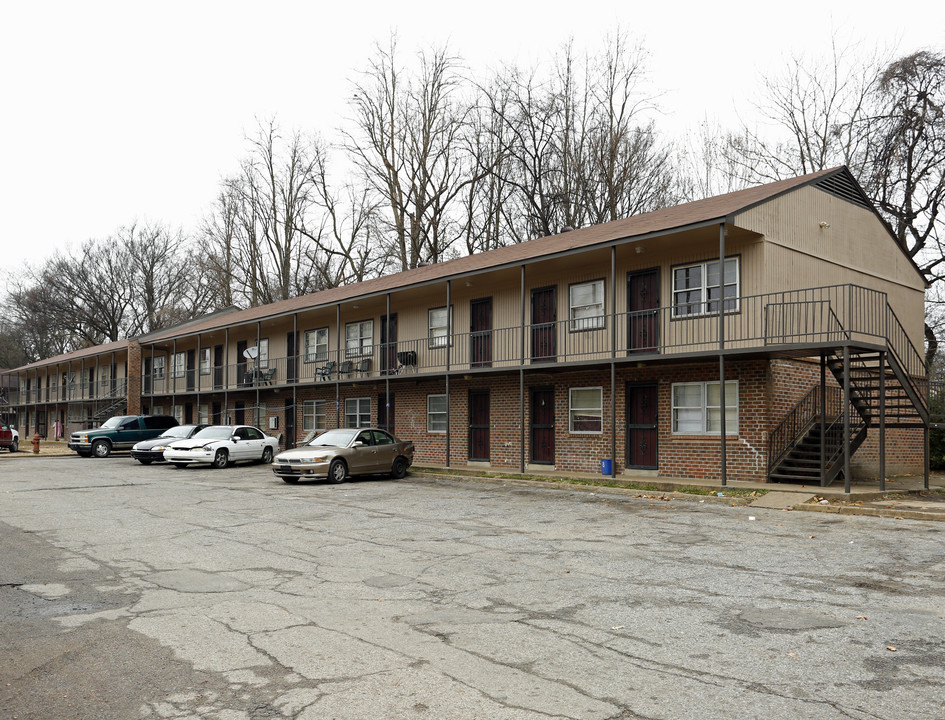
{"left": 792, "top": 503, "right": 945, "bottom": 522}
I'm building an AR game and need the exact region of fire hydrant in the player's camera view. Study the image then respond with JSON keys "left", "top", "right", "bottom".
{"left": 32, "top": 434, "right": 40, "bottom": 453}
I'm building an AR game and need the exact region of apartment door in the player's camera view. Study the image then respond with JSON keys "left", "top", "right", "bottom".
{"left": 468, "top": 390, "right": 490, "bottom": 461}
{"left": 378, "top": 393, "right": 395, "bottom": 434}
{"left": 531, "top": 287, "right": 556, "bottom": 363}
{"left": 530, "top": 388, "right": 554, "bottom": 465}
{"left": 627, "top": 268, "right": 659, "bottom": 353}
{"left": 470, "top": 298, "right": 492, "bottom": 368}
{"left": 186, "top": 350, "right": 196, "bottom": 391}
{"left": 234, "top": 401, "right": 245, "bottom": 425}
{"left": 213, "top": 345, "right": 224, "bottom": 389}
{"left": 144, "top": 357, "right": 152, "bottom": 394}
{"left": 212, "top": 402, "right": 223, "bottom": 424}
{"left": 626, "top": 383, "right": 658, "bottom": 469}
{"left": 87, "top": 368, "right": 95, "bottom": 398}
{"left": 381, "top": 314, "right": 398, "bottom": 373}
{"left": 286, "top": 332, "right": 298, "bottom": 383}
{"left": 236, "top": 341, "right": 248, "bottom": 386}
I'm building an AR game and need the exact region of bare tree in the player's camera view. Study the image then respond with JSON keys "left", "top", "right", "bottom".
{"left": 346, "top": 37, "right": 478, "bottom": 269}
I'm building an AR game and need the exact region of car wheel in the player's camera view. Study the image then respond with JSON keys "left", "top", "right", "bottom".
{"left": 328, "top": 459, "right": 347, "bottom": 484}
{"left": 390, "top": 456, "right": 408, "bottom": 480}
{"left": 173, "top": 462, "right": 189, "bottom": 468}
{"left": 261, "top": 447, "right": 274, "bottom": 464}
{"left": 211, "top": 449, "right": 229, "bottom": 469}
{"left": 92, "top": 440, "right": 111, "bottom": 458}
{"left": 137, "top": 458, "right": 153, "bottom": 465}
{"left": 281, "top": 476, "right": 299, "bottom": 484}
{"left": 9, "top": 438, "right": 17, "bottom": 453}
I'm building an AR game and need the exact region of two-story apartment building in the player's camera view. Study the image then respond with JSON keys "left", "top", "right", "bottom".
{"left": 2, "top": 167, "right": 929, "bottom": 489}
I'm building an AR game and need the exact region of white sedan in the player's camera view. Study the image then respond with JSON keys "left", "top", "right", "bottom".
{"left": 163, "top": 425, "right": 278, "bottom": 469}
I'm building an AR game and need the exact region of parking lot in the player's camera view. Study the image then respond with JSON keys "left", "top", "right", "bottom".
{"left": 2, "top": 455, "right": 944, "bottom": 719}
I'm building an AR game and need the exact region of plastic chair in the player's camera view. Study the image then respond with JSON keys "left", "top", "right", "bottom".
{"left": 316, "top": 361, "right": 336, "bottom": 380}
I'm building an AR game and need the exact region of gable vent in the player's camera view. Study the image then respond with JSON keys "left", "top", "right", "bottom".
{"left": 815, "top": 173, "right": 873, "bottom": 211}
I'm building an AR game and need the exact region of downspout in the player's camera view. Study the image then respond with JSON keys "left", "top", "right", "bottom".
{"left": 445, "top": 281, "right": 451, "bottom": 469}
{"left": 520, "top": 264, "right": 526, "bottom": 474}
{"left": 336, "top": 305, "right": 341, "bottom": 427}
{"left": 610, "top": 245, "right": 617, "bottom": 478}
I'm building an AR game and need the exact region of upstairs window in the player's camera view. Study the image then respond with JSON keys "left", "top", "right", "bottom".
{"left": 428, "top": 307, "right": 453, "bottom": 348}
{"left": 153, "top": 357, "right": 166, "bottom": 380}
{"left": 569, "top": 280, "right": 605, "bottom": 330}
{"left": 672, "top": 258, "right": 739, "bottom": 317}
{"left": 304, "top": 328, "right": 329, "bottom": 363}
{"left": 345, "top": 321, "right": 373, "bottom": 357}
{"left": 172, "top": 352, "right": 185, "bottom": 378}
{"left": 200, "top": 348, "right": 211, "bottom": 375}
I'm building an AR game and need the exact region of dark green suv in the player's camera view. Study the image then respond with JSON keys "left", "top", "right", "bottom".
{"left": 68, "top": 415, "right": 179, "bottom": 458}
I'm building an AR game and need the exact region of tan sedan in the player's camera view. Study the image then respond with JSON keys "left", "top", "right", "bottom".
{"left": 272, "top": 427, "right": 415, "bottom": 484}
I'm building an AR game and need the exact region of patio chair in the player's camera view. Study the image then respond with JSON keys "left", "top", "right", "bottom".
{"left": 315, "top": 361, "right": 335, "bottom": 380}
{"left": 357, "top": 358, "right": 372, "bottom": 376}
{"left": 339, "top": 360, "right": 354, "bottom": 376}
{"left": 261, "top": 367, "right": 277, "bottom": 385}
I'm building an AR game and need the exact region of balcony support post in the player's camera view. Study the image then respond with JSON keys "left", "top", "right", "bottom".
{"left": 879, "top": 350, "right": 886, "bottom": 492}
{"left": 718, "top": 222, "right": 727, "bottom": 487}
{"left": 610, "top": 245, "right": 617, "bottom": 477}
{"left": 520, "top": 264, "right": 526, "bottom": 474}
{"left": 924, "top": 425, "right": 930, "bottom": 490}
{"left": 445, "top": 282, "right": 451, "bottom": 469}
{"left": 171, "top": 340, "right": 176, "bottom": 397}
{"left": 820, "top": 353, "right": 827, "bottom": 485}
{"left": 255, "top": 321, "right": 261, "bottom": 425}
{"left": 336, "top": 305, "right": 341, "bottom": 428}
{"left": 149, "top": 344, "right": 154, "bottom": 399}
{"left": 224, "top": 328, "right": 229, "bottom": 422}
{"left": 386, "top": 293, "right": 393, "bottom": 452}
{"left": 196, "top": 334, "right": 201, "bottom": 407}
{"left": 843, "top": 345, "right": 851, "bottom": 494}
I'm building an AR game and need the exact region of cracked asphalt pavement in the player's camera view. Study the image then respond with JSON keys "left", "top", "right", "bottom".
{"left": 1, "top": 456, "right": 944, "bottom": 719}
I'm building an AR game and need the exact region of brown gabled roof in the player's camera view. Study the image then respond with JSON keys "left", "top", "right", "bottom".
{"left": 141, "top": 168, "right": 842, "bottom": 344}
{"left": 7, "top": 339, "right": 130, "bottom": 374}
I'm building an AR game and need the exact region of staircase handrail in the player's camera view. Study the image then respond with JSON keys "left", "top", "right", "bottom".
{"left": 884, "top": 302, "right": 928, "bottom": 417}
{"left": 768, "top": 386, "right": 831, "bottom": 473}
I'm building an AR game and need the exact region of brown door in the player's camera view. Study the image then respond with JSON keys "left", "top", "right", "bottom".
{"left": 381, "top": 314, "right": 398, "bottom": 374}
{"left": 626, "top": 383, "right": 658, "bottom": 469}
{"left": 470, "top": 298, "right": 492, "bottom": 368}
{"left": 378, "top": 393, "right": 395, "bottom": 434}
{"left": 531, "top": 287, "right": 556, "bottom": 363}
{"left": 213, "top": 345, "right": 224, "bottom": 389}
{"left": 468, "top": 390, "right": 490, "bottom": 461}
{"left": 286, "top": 332, "right": 297, "bottom": 383}
{"left": 186, "top": 350, "right": 196, "bottom": 391}
{"left": 530, "top": 388, "right": 554, "bottom": 464}
{"left": 627, "top": 269, "right": 659, "bottom": 353}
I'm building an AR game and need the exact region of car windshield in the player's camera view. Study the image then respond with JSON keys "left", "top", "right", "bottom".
{"left": 100, "top": 416, "right": 130, "bottom": 429}
{"left": 193, "top": 426, "right": 235, "bottom": 440}
{"left": 161, "top": 425, "right": 195, "bottom": 439}
{"left": 307, "top": 429, "right": 358, "bottom": 447}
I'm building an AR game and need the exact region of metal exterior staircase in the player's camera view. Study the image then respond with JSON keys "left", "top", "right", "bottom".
{"left": 768, "top": 347, "right": 928, "bottom": 486}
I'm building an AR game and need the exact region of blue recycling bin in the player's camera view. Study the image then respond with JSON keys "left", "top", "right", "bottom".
{"left": 600, "top": 458, "right": 613, "bottom": 475}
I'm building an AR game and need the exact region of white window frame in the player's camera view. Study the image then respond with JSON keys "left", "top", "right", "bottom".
{"left": 302, "top": 399, "right": 327, "bottom": 432}
{"left": 672, "top": 257, "right": 739, "bottom": 317}
{"left": 153, "top": 356, "right": 166, "bottom": 380}
{"left": 198, "top": 404, "right": 209, "bottom": 424}
{"left": 345, "top": 397, "right": 371, "bottom": 428}
{"left": 428, "top": 307, "right": 453, "bottom": 348}
{"left": 253, "top": 402, "right": 267, "bottom": 429}
{"left": 569, "top": 279, "right": 605, "bottom": 331}
{"left": 172, "top": 352, "right": 185, "bottom": 379}
{"left": 671, "top": 380, "right": 738, "bottom": 435}
{"left": 345, "top": 321, "right": 373, "bottom": 358}
{"left": 257, "top": 338, "right": 269, "bottom": 369}
{"left": 199, "top": 348, "right": 211, "bottom": 375}
{"left": 569, "top": 386, "right": 603, "bottom": 434}
{"left": 304, "top": 328, "right": 329, "bottom": 363}
{"left": 427, "top": 394, "right": 448, "bottom": 433}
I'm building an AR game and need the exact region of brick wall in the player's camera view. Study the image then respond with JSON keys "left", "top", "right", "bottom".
{"left": 126, "top": 341, "right": 142, "bottom": 415}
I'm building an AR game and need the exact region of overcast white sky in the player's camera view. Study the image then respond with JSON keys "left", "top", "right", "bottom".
{"left": 2, "top": 0, "right": 942, "bottom": 271}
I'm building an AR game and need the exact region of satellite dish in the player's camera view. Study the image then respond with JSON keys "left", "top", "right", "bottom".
{"left": 243, "top": 346, "right": 259, "bottom": 360}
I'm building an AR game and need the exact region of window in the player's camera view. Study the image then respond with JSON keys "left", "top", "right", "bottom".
{"left": 428, "top": 307, "right": 453, "bottom": 348}
{"left": 302, "top": 400, "right": 327, "bottom": 432}
{"left": 199, "top": 348, "right": 211, "bottom": 375}
{"left": 171, "top": 405, "right": 184, "bottom": 423}
{"left": 153, "top": 357, "right": 165, "bottom": 380}
{"left": 304, "top": 328, "right": 329, "bottom": 363}
{"left": 672, "top": 258, "right": 739, "bottom": 317}
{"left": 198, "top": 404, "right": 209, "bottom": 424}
{"left": 672, "top": 381, "right": 738, "bottom": 434}
{"left": 345, "top": 321, "right": 373, "bottom": 357}
{"left": 427, "top": 394, "right": 447, "bottom": 433}
{"left": 570, "top": 280, "right": 605, "bottom": 330}
{"left": 569, "top": 387, "right": 603, "bottom": 434}
{"left": 345, "top": 397, "right": 371, "bottom": 427}
{"left": 172, "top": 352, "right": 185, "bottom": 378}
{"left": 257, "top": 339, "right": 269, "bottom": 368}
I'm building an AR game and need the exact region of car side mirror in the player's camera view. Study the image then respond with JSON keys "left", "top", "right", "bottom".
{"left": 230, "top": 435, "right": 240, "bottom": 442}
{"left": 353, "top": 441, "right": 364, "bottom": 447}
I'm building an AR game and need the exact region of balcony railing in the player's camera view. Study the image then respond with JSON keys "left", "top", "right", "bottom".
{"left": 7, "top": 378, "right": 128, "bottom": 406}
{"left": 137, "top": 284, "right": 924, "bottom": 397}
